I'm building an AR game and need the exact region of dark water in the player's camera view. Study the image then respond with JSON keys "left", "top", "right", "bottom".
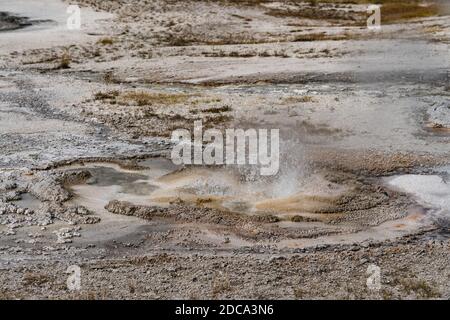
{"left": 0, "top": 12, "right": 54, "bottom": 32}
{"left": 0, "top": 12, "right": 32, "bottom": 31}
{"left": 13, "top": 193, "right": 42, "bottom": 211}
{"left": 84, "top": 167, "right": 157, "bottom": 196}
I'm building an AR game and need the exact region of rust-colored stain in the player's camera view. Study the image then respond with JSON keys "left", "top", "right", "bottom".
{"left": 406, "top": 213, "right": 423, "bottom": 221}
{"left": 426, "top": 123, "right": 450, "bottom": 134}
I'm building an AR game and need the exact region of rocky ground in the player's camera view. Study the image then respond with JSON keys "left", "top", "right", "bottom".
{"left": 0, "top": 0, "right": 449, "bottom": 299}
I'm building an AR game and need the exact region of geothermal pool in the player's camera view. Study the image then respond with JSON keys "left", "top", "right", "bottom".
{"left": 64, "top": 158, "right": 350, "bottom": 219}
{"left": 47, "top": 157, "right": 450, "bottom": 248}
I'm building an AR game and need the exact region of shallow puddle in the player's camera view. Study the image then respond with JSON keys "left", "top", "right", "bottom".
{"left": 386, "top": 166, "right": 450, "bottom": 230}
{"left": 84, "top": 167, "right": 157, "bottom": 195}
{"left": 0, "top": 12, "right": 32, "bottom": 31}
{"left": 64, "top": 159, "right": 176, "bottom": 219}
{"left": 12, "top": 192, "right": 42, "bottom": 211}
{"left": 0, "top": 11, "right": 55, "bottom": 32}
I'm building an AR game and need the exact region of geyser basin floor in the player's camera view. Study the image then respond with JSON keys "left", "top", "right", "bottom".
{"left": 0, "top": 0, "right": 449, "bottom": 299}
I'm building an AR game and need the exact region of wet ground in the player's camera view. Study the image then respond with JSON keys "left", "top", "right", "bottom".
{"left": 0, "top": 12, "right": 33, "bottom": 31}
{"left": 0, "top": 0, "right": 449, "bottom": 299}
